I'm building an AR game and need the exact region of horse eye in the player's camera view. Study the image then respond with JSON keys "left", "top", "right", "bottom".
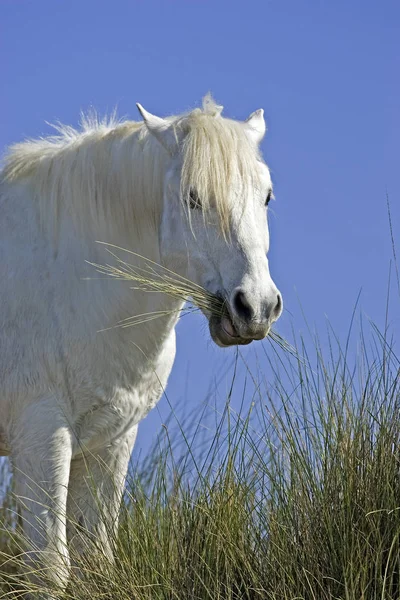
{"left": 265, "top": 190, "right": 272, "bottom": 207}
{"left": 189, "top": 188, "right": 202, "bottom": 210}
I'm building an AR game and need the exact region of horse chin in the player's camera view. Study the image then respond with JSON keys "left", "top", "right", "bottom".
{"left": 208, "top": 315, "right": 253, "bottom": 347}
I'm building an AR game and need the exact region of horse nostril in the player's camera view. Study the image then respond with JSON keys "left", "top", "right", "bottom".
{"left": 264, "top": 292, "right": 282, "bottom": 322}
{"left": 232, "top": 289, "right": 254, "bottom": 323}
{"left": 275, "top": 293, "right": 282, "bottom": 317}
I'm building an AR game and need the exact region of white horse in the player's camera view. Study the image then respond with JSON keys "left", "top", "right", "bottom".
{"left": 0, "top": 95, "right": 282, "bottom": 592}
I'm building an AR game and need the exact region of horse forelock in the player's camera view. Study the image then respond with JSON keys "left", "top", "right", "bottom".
{"left": 179, "top": 102, "right": 263, "bottom": 235}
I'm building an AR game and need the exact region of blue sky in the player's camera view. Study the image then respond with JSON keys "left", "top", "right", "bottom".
{"left": 1, "top": 0, "right": 399, "bottom": 460}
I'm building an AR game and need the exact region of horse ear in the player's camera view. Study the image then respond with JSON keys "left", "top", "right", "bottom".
{"left": 136, "top": 103, "right": 177, "bottom": 154}
{"left": 244, "top": 109, "right": 266, "bottom": 145}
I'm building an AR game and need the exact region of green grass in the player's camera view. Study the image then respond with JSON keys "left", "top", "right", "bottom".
{"left": 1, "top": 315, "right": 399, "bottom": 599}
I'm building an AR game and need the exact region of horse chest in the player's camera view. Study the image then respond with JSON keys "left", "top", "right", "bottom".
{"left": 72, "top": 332, "right": 176, "bottom": 454}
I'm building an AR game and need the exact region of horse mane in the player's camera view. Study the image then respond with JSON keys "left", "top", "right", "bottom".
{"left": 1, "top": 95, "right": 262, "bottom": 238}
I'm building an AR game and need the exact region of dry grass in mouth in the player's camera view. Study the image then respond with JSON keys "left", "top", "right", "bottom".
{"left": 87, "top": 242, "right": 224, "bottom": 322}
{"left": 89, "top": 242, "right": 295, "bottom": 355}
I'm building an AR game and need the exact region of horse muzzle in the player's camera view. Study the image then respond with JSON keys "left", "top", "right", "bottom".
{"left": 208, "top": 287, "right": 283, "bottom": 347}
{"left": 209, "top": 312, "right": 270, "bottom": 347}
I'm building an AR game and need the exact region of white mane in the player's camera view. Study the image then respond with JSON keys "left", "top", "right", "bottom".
{"left": 1, "top": 95, "right": 262, "bottom": 238}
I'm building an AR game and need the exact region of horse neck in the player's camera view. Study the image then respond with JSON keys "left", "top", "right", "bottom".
{"left": 72, "top": 127, "right": 186, "bottom": 343}
{"left": 84, "top": 125, "right": 168, "bottom": 263}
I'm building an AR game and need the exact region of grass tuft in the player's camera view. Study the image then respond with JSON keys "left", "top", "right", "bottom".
{"left": 1, "top": 313, "right": 399, "bottom": 599}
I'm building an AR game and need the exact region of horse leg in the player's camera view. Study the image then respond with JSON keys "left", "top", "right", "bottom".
{"left": 66, "top": 425, "right": 138, "bottom": 568}
{"left": 10, "top": 400, "right": 72, "bottom": 596}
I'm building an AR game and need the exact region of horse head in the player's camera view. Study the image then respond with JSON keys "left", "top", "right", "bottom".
{"left": 137, "top": 96, "right": 282, "bottom": 346}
